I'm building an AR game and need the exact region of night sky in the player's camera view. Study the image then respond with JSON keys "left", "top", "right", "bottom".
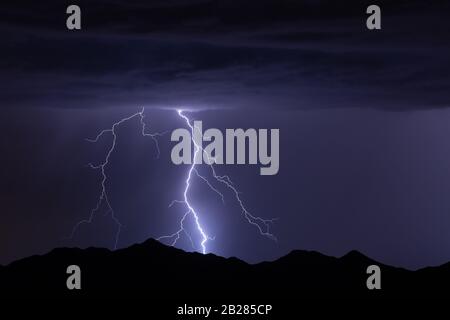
{"left": 1, "top": 0, "right": 450, "bottom": 270}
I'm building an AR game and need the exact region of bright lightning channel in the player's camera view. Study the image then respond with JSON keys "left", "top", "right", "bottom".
{"left": 157, "top": 109, "right": 277, "bottom": 254}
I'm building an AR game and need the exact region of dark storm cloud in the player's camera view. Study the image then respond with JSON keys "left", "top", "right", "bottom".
{"left": 0, "top": 0, "right": 449, "bottom": 110}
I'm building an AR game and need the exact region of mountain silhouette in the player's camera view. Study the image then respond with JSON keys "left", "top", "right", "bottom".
{"left": 1, "top": 239, "right": 449, "bottom": 299}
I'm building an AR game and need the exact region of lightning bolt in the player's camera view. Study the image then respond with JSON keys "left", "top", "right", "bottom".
{"left": 157, "top": 110, "right": 277, "bottom": 254}
{"left": 69, "top": 107, "right": 277, "bottom": 254}
{"left": 67, "top": 107, "right": 164, "bottom": 249}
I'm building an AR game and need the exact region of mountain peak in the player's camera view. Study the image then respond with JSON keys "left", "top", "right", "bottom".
{"left": 342, "top": 249, "right": 366, "bottom": 258}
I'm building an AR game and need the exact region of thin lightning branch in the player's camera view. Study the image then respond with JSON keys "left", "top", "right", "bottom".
{"left": 157, "top": 109, "right": 277, "bottom": 254}
{"left": 205, "top": 164, "right": 278, "bottom": 241}
{"left": 68, "top": 107, "right": 164, "bottom": 249}
{"left": 193, "top": 169, "right": 225, "bottom": 204}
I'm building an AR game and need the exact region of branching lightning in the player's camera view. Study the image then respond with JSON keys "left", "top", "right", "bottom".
{"left": 69, "top": 107, "right": 276, "bottom": 254}
{"left": 68, "top": 107, "right": 164, "bottom": 249}
{"left": 156, "top": 110, "right": 277, "bottom": 254}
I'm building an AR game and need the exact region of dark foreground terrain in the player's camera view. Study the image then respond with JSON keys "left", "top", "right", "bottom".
{"left": 1, "top": 239, "right": 449, "bottom": 299}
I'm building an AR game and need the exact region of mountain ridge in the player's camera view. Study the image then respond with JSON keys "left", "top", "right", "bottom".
{"left": 1, "top": 238, "right": 449, "bottom": 299}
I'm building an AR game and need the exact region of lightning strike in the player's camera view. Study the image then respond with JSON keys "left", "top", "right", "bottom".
{"left": 69, "top": 107, "right": 276, "bottom": 254}
{"left": 68, "top": 107, "right": 164, "bottom": 249}
{"left": 157, "top": 110, "right": 277, "bottom": 254}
